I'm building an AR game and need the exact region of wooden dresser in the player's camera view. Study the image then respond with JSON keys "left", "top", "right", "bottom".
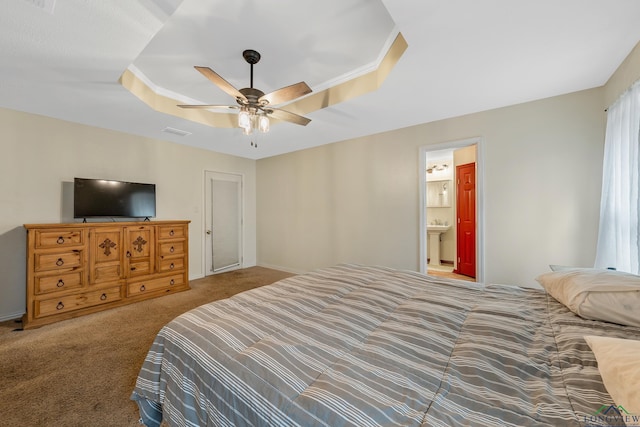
{"left": 23, "top": 220, "right": 190, "bottom": 329}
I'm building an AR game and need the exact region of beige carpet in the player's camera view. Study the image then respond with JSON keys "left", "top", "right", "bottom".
{"left": 0, "top": 267, "right": 293, "bottom": 427}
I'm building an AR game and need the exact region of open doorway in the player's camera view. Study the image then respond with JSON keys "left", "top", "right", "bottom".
{"left": 419, "top": 138, "right": 484, "bottom": 282}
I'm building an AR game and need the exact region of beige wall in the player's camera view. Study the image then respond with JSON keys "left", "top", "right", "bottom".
{"left": 256, "top": 42, "right": 640, "bottom": 284}
{"left": 4, "top": 41, "right": 638, "bottom": 319}
{"left": 454, "top": 144, "right": 477, "bottom": 166}
{"left": 0, "top": 108, "right": 257, "bottom": 320}
{"left": 604, "top": 41, "right": 640, "bottom": 107}
{"left": 257, "top": 87, "right": 606, "bottom": 287}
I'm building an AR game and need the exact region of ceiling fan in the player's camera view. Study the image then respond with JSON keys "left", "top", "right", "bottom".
{"left": 178, "top": 49, "right": 312, "bottom": 133}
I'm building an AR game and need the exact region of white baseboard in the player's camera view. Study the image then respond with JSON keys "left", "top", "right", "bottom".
{"left": 189, "top": 272, "right": 205, "bottom": 281}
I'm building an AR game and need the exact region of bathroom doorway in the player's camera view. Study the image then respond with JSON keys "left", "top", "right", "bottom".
{"left": 419, "top": 138, "right": 484, "bottom": 282}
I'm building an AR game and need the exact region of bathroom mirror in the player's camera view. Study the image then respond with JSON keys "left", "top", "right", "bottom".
{"left": 427, "top": 180, "right": 451, "bottom": 207}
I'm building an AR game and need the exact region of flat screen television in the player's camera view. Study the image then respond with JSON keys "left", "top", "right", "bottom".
{"left": 74, "top": 178, "right": 156, "bottom": 219}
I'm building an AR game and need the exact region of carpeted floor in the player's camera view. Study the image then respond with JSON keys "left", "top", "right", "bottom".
{"left": 0, "top": 266, "right": 293, "bottom": 427}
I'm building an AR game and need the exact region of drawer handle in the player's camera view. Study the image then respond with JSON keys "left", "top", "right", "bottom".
{"left": 169, "top": 263, "right": 175, "bottom": 270}
{"left": 56, "top": 279, "right": 65, "bottom": 288}
{"left": 57, "top": 236, "right": 65, "bottom": 244}
{"left": 169, "top": 230, "right": 175, "bottom": 236}
{"left": 170, "top": 279, "right": 175, "bottom": 285}
{"left": 140, "top": 284, "right": 146, "bottom": 292}
{"left": 56, "top": 302, "right": 64, "bottom": 310}
{"left": 56, "top": 258, "right": 64, "bottom": 266}
{"left": 130, "top": 267, "right": 136, "bottom": 271}
{"left": 100, "top": 293, "right": 107, "bottom": 301}
{"left": 170, "top": 246, "right": 175, "bottom": 253}
{"left": 126, "top": 251, "right": 131, "bottom": 258}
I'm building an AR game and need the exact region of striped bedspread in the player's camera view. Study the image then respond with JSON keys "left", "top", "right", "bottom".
{"left": 131, "top": 264, "right": 639, "bottom": 426}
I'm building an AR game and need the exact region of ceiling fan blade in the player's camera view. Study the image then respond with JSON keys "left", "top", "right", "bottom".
{"left": 177, "top": 104, "right": 239, "bottom": 110}
{"left": 267, "top": 108, "right": 311, "bottom": 126}
{"left": 194, "top": 66, "right": 247, "bottom": 102}
{"left": 260, "top": 81, "right": 312, "bottom": 106}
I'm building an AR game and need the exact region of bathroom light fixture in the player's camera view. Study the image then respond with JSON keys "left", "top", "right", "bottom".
{"left": 426, "top": 163, "right": 449, "bottom": 174}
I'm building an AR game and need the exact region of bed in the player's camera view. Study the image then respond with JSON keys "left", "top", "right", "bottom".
{"left": 131, "top": 264, "right": 640, "bottom": 426}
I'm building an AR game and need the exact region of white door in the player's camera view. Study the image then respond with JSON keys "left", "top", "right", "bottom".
{"left": 205, "top": 171, "right": 243, "bottom": 274}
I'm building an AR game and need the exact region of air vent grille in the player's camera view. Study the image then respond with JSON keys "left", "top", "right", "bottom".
{"left": 161, "top": 127, "right": 192, "bottom": 137}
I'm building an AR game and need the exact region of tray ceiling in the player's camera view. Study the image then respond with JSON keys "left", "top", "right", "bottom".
{"left": 2, "top": 0, "right": 640, "bottom": 159}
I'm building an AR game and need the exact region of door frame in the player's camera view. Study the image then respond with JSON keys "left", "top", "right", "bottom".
{"left": 203, "top": 170, "right": 244, "bottom": 276}
{"left": 419, "top": 137, "right": 485, "bottom": 281}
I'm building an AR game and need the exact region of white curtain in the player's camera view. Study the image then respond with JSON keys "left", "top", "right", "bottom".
{"left": 595, "top": 80, "right": 640, "bottom": 273}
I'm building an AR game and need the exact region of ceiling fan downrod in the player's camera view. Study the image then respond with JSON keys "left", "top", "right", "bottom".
{"left": 242, "top": 49, "right": 261, "bottom": 89}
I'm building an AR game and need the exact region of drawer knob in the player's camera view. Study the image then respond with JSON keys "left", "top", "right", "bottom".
{"left": 56, "top": 279, "right": 65, "bottom": 288}
{"left": 170, "top": 246, "right": 175, "bottom": 253}
{"left": 57, "top": 236, "right": 65, "bottom": 244}
{"left": 56, "top": 302, "right": 64, "bottom": 310}
{"left": 56, "top": 258, "right": 64, "bottom": 266}
{"left": 100, "top": 293, "right": 107, "bottom": 301}
{"left": 169, "top": 230, "right": 175, "bottom": 236}
{"left": 126, "top": 251, "right": 131, "bottom": 258}
{"left": 140, "top": 284, "right": 146, "bottom": 292}
{"left": 170, "top": 279, "right": 175, "bottom": 285}
{"left": 169, "top": 263, "right": 175, "bottom": 270}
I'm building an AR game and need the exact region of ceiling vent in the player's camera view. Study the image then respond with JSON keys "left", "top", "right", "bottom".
{"left": 161, "top": 127, "right": 192, "bottom": 137}
{"left": 21, "top": 0, "right": 56, "bottom": 14}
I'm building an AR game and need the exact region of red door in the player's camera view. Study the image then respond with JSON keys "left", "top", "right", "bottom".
{"left": 456, "top": 163, "right": 476, "bottom": 278}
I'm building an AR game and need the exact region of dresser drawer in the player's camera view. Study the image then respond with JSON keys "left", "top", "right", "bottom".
{"left": 35, "top": 271, "right": 84, "bottom": 295}
{"left": 158, "top": 241, "right": 185, "bottom": 256}
{"left": 23, "top": 221, "right": 190, "bottom": 329}
{"left": 35, "top": 286, "right": 121, "bottom": 318}
{"left": 128, "top": 260, "right": 152, "bottom": 276}
{"left": 34, "top": 229, "right": 83, "bottom": 249}
{"left": 34, "top": 250, "right": 82, "bottom": 272}
{"left": 93, "top": 264, "right": 121, "bottom": 282}
{"left": 158, "top": 257, "right": 184, "bottom": 272}
{"left": 157, "top": 225, "right": 186, "bottom": 240}
{"left": 128, "top": 274, "right": 184, "bottom": 296}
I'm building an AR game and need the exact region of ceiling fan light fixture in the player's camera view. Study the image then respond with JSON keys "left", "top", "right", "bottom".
{"left": 179, "top": 49, "right": 312, "bottom": 140}
{"left": 239, "top": 108, "right": 269, "bottom": 134}
{"left": 258, "top": 114, "right": 270, "bottom": 133}
{"left": 238, "top": 109, "right": 251, "bottom": 129}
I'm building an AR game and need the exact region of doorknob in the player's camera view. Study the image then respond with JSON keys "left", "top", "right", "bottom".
{"left": 206, "top": 230, "right": 212, "bottom": 235}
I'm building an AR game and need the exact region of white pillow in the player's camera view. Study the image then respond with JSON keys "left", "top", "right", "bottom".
{"left": 584, "top": 335, "right": 640, "bottom": 416}
{"left": 535, "top": 269, "right": 640, "bottom": 327}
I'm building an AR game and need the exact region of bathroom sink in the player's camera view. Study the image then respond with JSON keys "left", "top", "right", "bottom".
{"left": 427, "top": 224, "right": 451, "bottom": 233}
{"left": 427, "top": 224, "right": 450, "bottom": 266}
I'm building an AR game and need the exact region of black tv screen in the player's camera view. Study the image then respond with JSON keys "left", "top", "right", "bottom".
{"left": 74, "top": 178, "right": 156, "bottom": 219}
